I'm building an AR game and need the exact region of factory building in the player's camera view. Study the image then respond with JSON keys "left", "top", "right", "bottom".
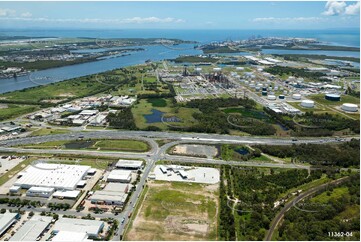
{"left": 104, "top": 183, "right": 129, "bottom": 193}
{"left": 52, "top": 190, "right": 80, "bottom": 200}
{"left": 115, "top": 159, "right": 143, "bottom": 170}
{"left": 10, "top": 216, "right": 52, "bottom": 241}
{"left": 0, "top": 213, "right": 19, "bottom": 237}
{"left": 52, "top": 217, "right": 104, "bottom": 238}
{"left": 51, "top": 231, "right": 88, "bottom": 241}
{"left": 89, "top": 190, "right": 128, "bottom": 205}
{"left": 106, "top": 170, "right": 132, "bottom": 183}
{"left": 14, "top": 163, "right": 91, "bottom": 190}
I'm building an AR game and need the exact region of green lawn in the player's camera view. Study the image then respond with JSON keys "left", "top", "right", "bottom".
{"left": 311, "top": 187, "right": 349, "bottom": 204}
{"left": 93, "top": 140, "right": 150, "bottom": 152}
{"left": 0, "top": 104, "right": 39, "bottom": 121}
{"left": 21, "top": 139, "right": 150, "bottom": 152}
{"left": 308, "top": 94, "right": 360, "bottom": 106}
{"left": 30, "top": 128, "right": 70, "bottom": 137}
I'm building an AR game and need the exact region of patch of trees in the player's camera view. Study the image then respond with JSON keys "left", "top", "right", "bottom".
{"left": 345, "top": 86, "right": 360, "bottom": 98}
{"left": 254, "top": 139, "right": 360, "bottom": 168}
{"left": 277, "top": 175, "right": 360, "bottom": 241}
{"left": 218, "top": 166, "right": 323, "bottom": 240}
{"left": 106, "top": 108, "right": 137, "bottom": 130}
{"left": 220, "top": 144, "right": 262, "bottom": 161}
{"left": 265, "top": 66, "right": 325, "bottom": 81}
{"left": 185, "top": 98, "right": 256, "bottom": 111}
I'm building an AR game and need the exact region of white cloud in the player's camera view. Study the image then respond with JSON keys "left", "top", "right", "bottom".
{"left": 322, "top": 1, "right": 360, "bottom": 16}
{"left": 0, "top": 16, "right": 185, "bottom": 25}
{"left": 0, "top": 8, "right": 16, "bottom": 17}
{"left": 345, "top": 1, "right": 360, "bottom": 15}
{"left": 252, "top": 17, "right": 324, "bottom": 23}
{"left": 123, "top": 17, "right": 184, "bottom": 24}
{"left": 20, "top": 12, "right": 32, "bottom": 17}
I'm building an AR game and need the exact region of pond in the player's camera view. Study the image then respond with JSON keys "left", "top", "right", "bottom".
{"left": 235, "top": 147, "right": 250, "bottom": 155}
{"left": 144, "top": 109, "right": 164, "bottom": 123}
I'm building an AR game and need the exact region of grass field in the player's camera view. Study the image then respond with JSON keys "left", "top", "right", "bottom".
{"left": 132, "top": 98, "right": 200, "bottom": 130}
{"left": 0, "top": 104, "right": 39, "bottom": 121}
{"left": 125, "top": 181, "right": 219, "bottom": 241}
{"left": 30, "top": 128, "right": 70, "bottom": 137}
{"left": 21, "top": 139, "right": 150, "bottom": 152}
{"left": 310, "top": 186, "right": 349, "bottom": 204}
{"left": 308, "top": 94, "right": 360, "bottom": 106}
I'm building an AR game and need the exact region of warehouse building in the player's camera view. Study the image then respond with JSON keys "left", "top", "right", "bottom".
{"left": 14, "top": 163, "right": 91, "bottom": 190}
{"left": 106, "top": 170, "right": 132, "bottom": 183}
{"left": 89, "top": 190, "right": 128, "bottom": 205}
{"left": 52, "top": 217, "right": 104, "bottom": 238}
{"left": 115, "top": 159, "right": 143, "bottom": 170}
{"left": 52, "top": 190, "right": 80, "bottom": 200}
{"left": 51, "top": 231, "right": 88, "bottom": 241}
{"left": 104, "top": 183, "right": 129, "bottom": 193}
{"left": 10, "top": 216, "right": 52, "bottom": 241}
{"left": 0, "top": 213, "right": 19, "bottom": 237}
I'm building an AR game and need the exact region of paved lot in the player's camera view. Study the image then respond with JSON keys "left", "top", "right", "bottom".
{"left": 154, "top": 165, "right": 220, "bottom": 184}
{"left": 172, "top": 144, "right": 218, "bottom": 158}
{"left": 0, "top": 156, "right": 25, "bottom": 175}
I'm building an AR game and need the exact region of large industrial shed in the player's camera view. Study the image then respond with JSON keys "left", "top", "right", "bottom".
{"left": 106, "top": 170, "right": 132, "bottom": 183}
{"left": 52, "top": 217, "right": 104, "bottom": 238}
{"left": 89, "top": 190, "right": 128, "bottom": 205}
{"left": 0, "top": 213, "right": 19, "bottom": 237}
{"left": 14, "top": 163, "right": 91, "bottom": 190}
{"left": 115, "top": 159, "right": 143, "bottom": 170}
{"left": 10, "top": 216, "right": 52, "bottom": 241}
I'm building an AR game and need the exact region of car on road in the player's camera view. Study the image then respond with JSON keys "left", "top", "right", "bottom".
{"left": 121, "top": 217, "right": 125, "bottom": 224}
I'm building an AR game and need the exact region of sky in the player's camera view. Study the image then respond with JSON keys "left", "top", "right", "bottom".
{"left": 0, "top": 1, "right": 359, "bottom": 30}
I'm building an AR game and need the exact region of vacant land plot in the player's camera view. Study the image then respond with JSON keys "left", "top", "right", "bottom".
{"left": 171, "top": 144, "right": 218, "bottom": 158}
{"left": 0, "top": 104, "right": 39, "bottom": 121}
{"left": 125, "top": 181, "right": 218, "bottom": 241}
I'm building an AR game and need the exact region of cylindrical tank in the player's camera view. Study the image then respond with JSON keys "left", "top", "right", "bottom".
{"left": 292, "top": 94, "right": 302, "bottom": 100}
{"left": 279, "top": 95, "right": 285, "bottom": 99}
{"left": 236, "top": 67, "right": 244, "bottom": 71}
{"left": 262, "top": 87, "right": 267, "bottom": 91}
{"left": 262, "top": 91, "right": 267, "bottom": 96}
{"left": 341, "top": 103, "right": 358, "bottom": 112}
{"left": 325, "top": 93, "right": 341, "bottom": 101}
{"left": 301, "top": 100, "right": 315, "bottom": 108}
{"left": 267, "top": 95, "right": 276, "bottom": 100}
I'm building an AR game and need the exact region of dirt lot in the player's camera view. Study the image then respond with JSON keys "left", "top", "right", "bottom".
{"left": 125, "top": 181, "right": 219, "bottom": 241}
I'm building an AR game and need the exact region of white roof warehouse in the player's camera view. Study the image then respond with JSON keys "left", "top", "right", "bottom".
{"left": 14, "top": 163, "right": 91, "bottom": 190}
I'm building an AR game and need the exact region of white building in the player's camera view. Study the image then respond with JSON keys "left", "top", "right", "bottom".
{"left": 106, "top": 170, "right": 132, "bottom": 183}
{"left": 26, "top": 187, "right": 55, "bottom": 198}
{"left": 89, "top": 190, "right": 128, "bottom": 205}
{"left": 104, "top": 183, "right": 129, "bottom": 193}
{"left": 14, "top": 163, "right": 91, "bottom": 190}
{"left": 0, "top": 213, "right": 19, "bottom": 236}
{"left": 115, "top": 159, "right": 143, "bottom": 170}
{"left": 51, "top": 231, "right": 88, "bottom": 241}
{"left": 52, "top": 190, "right": 80, "bottom": 200}
{"left": 52, "top": 217, "right": 104, "bottom": 238}
{"left": 10, "top": 216, "right": 52, "bottom": 241}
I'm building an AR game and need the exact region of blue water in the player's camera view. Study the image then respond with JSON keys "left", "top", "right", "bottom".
{"left": 0, "top": 28, "right": 359, "bottom": 93}
{"left": 144, "top": 109, "right": 164, "bottom": 123}
{"left": 1, "top": 29, "right": 359, "bottom": 47}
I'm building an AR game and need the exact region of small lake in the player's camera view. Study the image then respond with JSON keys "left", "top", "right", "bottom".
{"left": 144, "top": 109, "right": 164, "bottom": 123}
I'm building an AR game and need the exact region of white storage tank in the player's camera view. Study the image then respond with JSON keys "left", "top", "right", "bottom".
{"left": 341, "top": 103, "right": 358, "bottom": 112}
{"left": 292, "top": 94, "right": 302, "bottom": 100}
{"left": 236, "top": 67, "right": 244, "bottom": 71}
{"left": 301, "top": 100, "right": 315, "bottom": 108}
{"left": 213, "top": 67, "right": 222, "bottom": 72}
{"left": 267, "top": 95, "right": 276, "bottom": 100}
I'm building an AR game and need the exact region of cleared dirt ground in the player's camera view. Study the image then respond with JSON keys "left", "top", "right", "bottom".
{"left": 125, "top": 181, "right": 219, "bottom": 241}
